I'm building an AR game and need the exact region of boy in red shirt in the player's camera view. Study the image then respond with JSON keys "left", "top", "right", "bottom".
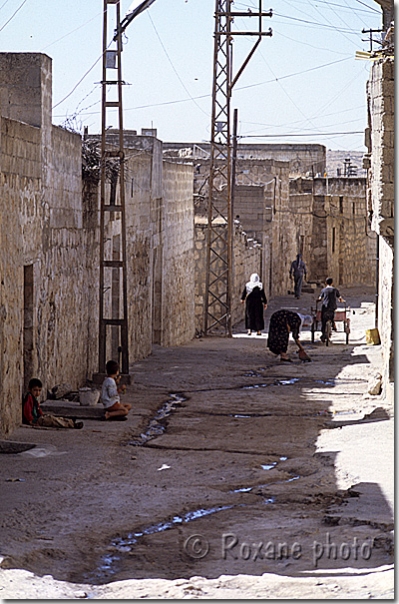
{"left": 23, "top": 378, "right": 83, "bottom": 429}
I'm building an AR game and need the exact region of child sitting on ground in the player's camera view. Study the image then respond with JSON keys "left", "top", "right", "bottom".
{"left": 101, "top": 360, "right": 131, "bottom": 421}
{"left": 22, "top": 378, "right": 84, "bottom": 429}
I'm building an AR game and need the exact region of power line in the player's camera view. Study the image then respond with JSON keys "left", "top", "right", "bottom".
{"left": 54, "top": 55, "right": 354, "bottom": 118}
{"left": 52, "top": 42, "right": 113, "bottom": 110}
{"left": 241, "top": 131, "right": 364, "bottom": 137}
{"left": 354, "top": 0, "right": 381, "bottom": 13}
{"left": 147, "top": 13, "right": 208, "bottom": 117}
{"left": 0, "top": 0, "right": 12, "bottom": 11}
{"left": 0, "top": 0, "right": 28, "bottom": 33}
{"left": 273, "top": 11, "right": 362, "bottom": 33}
{"left": 276, "top": 29, "right": 349, "bottom": 54}
{"left": 41, "top": 11, "right": 102, "bottom": 52}
{"left": 237, "top": 56, "right": 352, "bottom": 91}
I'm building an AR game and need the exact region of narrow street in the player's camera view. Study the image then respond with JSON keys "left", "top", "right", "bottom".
{"left": 0, "top": 288, "right": 394, "bottom": 599}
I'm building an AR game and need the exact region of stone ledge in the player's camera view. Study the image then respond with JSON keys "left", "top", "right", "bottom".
{"left": 41, "top": 400, "right": 104, "bottom": 419}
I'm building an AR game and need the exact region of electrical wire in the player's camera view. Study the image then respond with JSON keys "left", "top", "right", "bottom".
{"left": 52, "top": 42, "right": 113, "bottom": 110}
{"left": 237, "top": 56, "right": 352, "bottom": 92}
{"left": 241, "top": 131, "right": 364, "bottom": 137}
{"left": 303, "top": 0, "right": 360, "bottom": 47}
{"left": 55, "top": 53, "right": 355, "bottom": 120}
{"left": 272, "top": 12, "right": 362, "bottom": 34}
{"left": 147, "top": 13, "right": 209, "bottom": 118}
{"left": 0, "top": 0, "right": 12, "bottom": 11}
{"left": 275, "top": 29, "right": 349, "bottom": 55}
{"left": 354, "top": 0, "right": 381, "bottom": 13}
{"left": 0, "top": 0, "right": 28, "bottom": 33}
{"left": 41, "top": 11, "right": 102, "bottom": 52}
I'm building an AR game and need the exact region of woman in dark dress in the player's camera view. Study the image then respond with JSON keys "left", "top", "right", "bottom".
{"left": 267, "top": 309, "right": 308, "bottom": 361}
{"left": 241, "top": 273, "right": 267, "bottom": 335}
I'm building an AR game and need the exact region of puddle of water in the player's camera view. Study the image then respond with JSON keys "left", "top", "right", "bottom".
{"left": 265, "top": 497, "right": 275, "bottom": 504}
{"left": 286, "top": 475, "right": 300, "bottom": 482}
{"left": 99, "top": 504, "right": 235, "bottom": 572}
{"left": 232, "top": 487, "right": 253, "bottom": 493}
{"left": 280, "top": 456, "right": 288, "bottom": 461}
{"left": 276, "top": 378, "right": 300, "bottom": 386}
{"left": 233, "top": 414, "right": 252, "bottom": 418}
{"left": 242, "top": 383, "right": 269, "bottom": 390}
{"left": 261, "top": 462, "right": 277, "bottom": 471}
{"left": 333, "top": 409, "right": 357, "bottom": 416}
{"left": 315, "top": 379, "right": 335, "bottom": 386}
{"left": 243, "top": 371, "right": 263, "bottom": 378}
{"left": 129, "top": 393, "right": 186, "bottom": 446}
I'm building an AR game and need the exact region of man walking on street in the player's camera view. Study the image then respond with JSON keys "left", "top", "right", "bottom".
{"left": 290, "top": 253, "right": 307, "bottom": 299}
{"left": 318, "top": 277, "right": 345, "bottom": 342}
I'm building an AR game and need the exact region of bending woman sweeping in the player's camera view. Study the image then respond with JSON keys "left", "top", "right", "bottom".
{"left": 241, "top": 273, "right": 267, "bottom": 335}
{"left": 267, "top": 309, "right": 312, "bottom": 362}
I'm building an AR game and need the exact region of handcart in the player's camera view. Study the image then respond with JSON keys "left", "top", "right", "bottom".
{"left": 311, "top": 300, "right": 350, "bottom": 346}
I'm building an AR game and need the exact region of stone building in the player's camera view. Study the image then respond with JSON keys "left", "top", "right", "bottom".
{"left": 364, "top": 0, "right": 394, "bottom": 400}
{"left": 290, "top": 176, "right": 377, "bottom": 287}
{"left": 0, "top": 54, "right": 195, "bottom": 436}
{"left": 169, "top": 141, "right": 376, "bottom": 319}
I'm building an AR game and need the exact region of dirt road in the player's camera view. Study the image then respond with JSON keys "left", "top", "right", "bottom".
{"left": 0, "top": 288, "right": 394, "bottom": 599}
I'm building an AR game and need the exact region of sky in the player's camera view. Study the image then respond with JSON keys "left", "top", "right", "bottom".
{"left": 0, "top": 0, "right": 384, "bottom": 152}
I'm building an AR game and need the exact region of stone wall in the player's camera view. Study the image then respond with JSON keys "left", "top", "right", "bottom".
{"left": 164, "top": 142, "right": 326, "bottom": 177}
{"left": 287, "top": 177, "right": 376, "bottom": 289}
{"left": 0, "top": 113, "right": 91, "bottom": 435}
{"left": 194, "top": 218, "right": 261, "bottom": 334}
{"left": 0, "top": 56, "right": 198, "bottom": 436}
{"left": 314, "top": 178, "right": 377, "bottom": 287}
{"left": 0, "top": 117, "right": 42, "bottom": 434}
{"left": 365, "top": 55, "right": 394, "bottom": 392}
{"left": 161, "top": 160, "right": 195, "bottom": 346}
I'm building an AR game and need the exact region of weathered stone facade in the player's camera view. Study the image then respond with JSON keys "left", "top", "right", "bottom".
{"left": 0, "top": 55, "right": 195, "bottom": 436}
{"left": 194, "top": 217, "right": 261, "bottom": 334}
{"left": 289, "top": 177, "right": 377, "bottom": 287}
{"left": 167, "top": 143, "right": 375, "bottom": 302}
{"left": 0, "top": 54, "right": 94, "bottom": 434}
{"left": 164, "top": 142, "right": 326, "bottom": 177}
{"left": 365, "top": 49, "right": 394, "bottom": 395}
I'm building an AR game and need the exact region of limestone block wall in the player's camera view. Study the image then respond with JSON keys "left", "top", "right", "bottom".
{"left": 101, "top": 139, "right": 196, "bottom": 360}
{"left": 0, "top": 115, "right": 94, "bottom": 435}
{"left": 377, "top": 236, "right": 394, "bottom": 386}
{"left": 269, "top": 165, "right": 299, "bottom": 297}
{"left": 366, "top": 55, "right": 394, "bottom": 390}
{"left": 194, "top": 218, "right": 261, "bottom": 333}
{"left": 313, "top": 178, "right": 376, "bottom": 287}
{"left": 367, "top": 58, "right": 394, "bottom": 229}
{"left": 164, "top": 141, "right": 326, "bottom": 177}
{"left": 124, "top": 151, "right": 155, "bottom": 362}
{"left": 233, "top": 223, "right": 263, "bottom": 325}
{"left": 161, "top": 161, "right": 195, "bottom": 346}
{"left": 0, "top": 118, "right": 42, "bottom": 434}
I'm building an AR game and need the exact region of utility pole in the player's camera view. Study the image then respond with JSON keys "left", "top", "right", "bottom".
{"left": 96, "top": 0, "right": 157, "bottom": 382}
{"left": 362, "top": 28, "right": 383, "bottom": 52}
{"left": 204, "top": 0, "right": 272, "bottom": 336}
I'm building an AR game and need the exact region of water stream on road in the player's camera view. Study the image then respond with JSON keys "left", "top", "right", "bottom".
{"left": 129, "top": 393, "right": 187, "bottom": 446}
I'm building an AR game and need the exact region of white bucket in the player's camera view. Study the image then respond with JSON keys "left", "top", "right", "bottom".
{"left": 79, "top": 387, "right": 100, "bottom": 407}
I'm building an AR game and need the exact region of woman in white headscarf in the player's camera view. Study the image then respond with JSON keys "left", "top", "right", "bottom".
{"left": 240, "top": 273, "right": 267, "bottom": 335}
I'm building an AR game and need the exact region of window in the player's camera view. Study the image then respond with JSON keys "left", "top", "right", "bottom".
{"left": 339, "top": 196, "right": 344, "bottom": 213}
{"left": 332, "top": 227, "right": 336, "bottom": 253}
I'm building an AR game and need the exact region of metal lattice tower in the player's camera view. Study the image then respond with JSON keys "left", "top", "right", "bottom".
{"left": 98, "top": 0, "right": 130, "bottom": 377}
{"left": 204, "top": 0, "right": 272, "bottom": 336}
